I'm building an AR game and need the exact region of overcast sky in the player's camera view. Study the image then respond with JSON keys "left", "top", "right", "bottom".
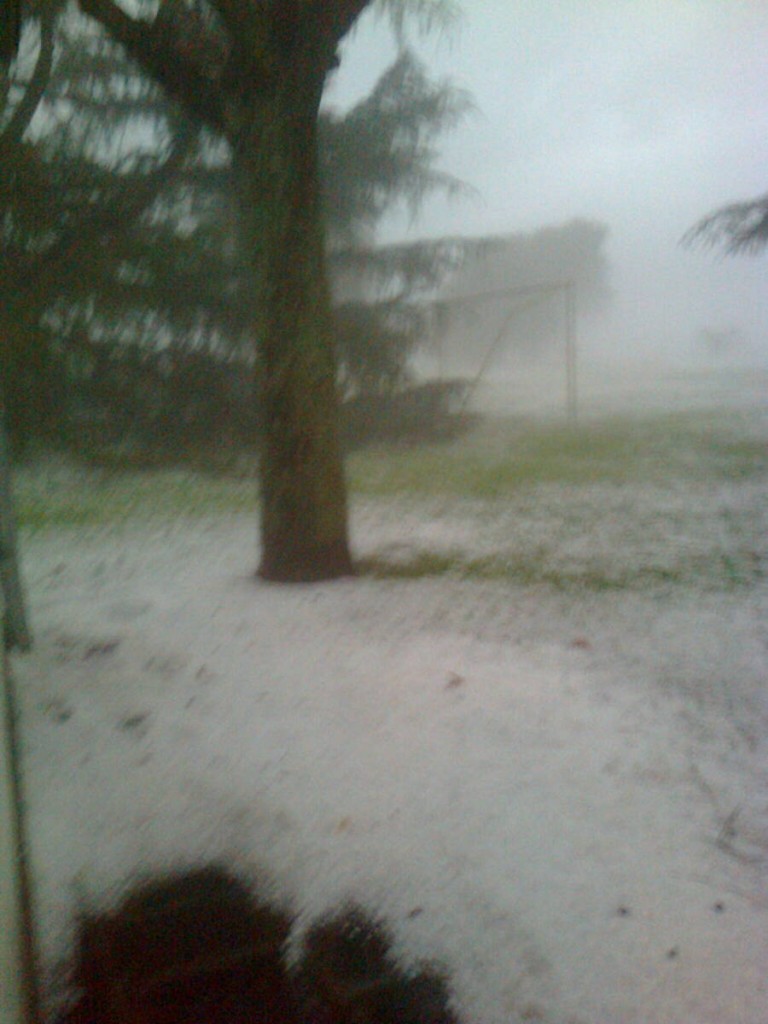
{"left": 327, "top": 0, "right": 768, "bottom": 365}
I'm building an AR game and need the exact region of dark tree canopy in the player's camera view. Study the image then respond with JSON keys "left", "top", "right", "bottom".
{"left": 1, "top": 7, "right": 469, "bottom": 447}
{"left": 1, "top": 3, "right": 203, "bottom": 442}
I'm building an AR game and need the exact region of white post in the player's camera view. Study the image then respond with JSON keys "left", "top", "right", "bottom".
{"left": 565, "top": 281, "right": 578, "bottom": 423}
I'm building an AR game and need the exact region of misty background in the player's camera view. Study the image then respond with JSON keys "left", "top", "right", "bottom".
{"left": 329, "top": 0, "right": 768, "bottom": 410}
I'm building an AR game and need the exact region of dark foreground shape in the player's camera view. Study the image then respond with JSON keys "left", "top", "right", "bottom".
{"left": 62, "top": 866, "right": 295, "bottom": 1024}
{"left": 297, "top": 907, "right": 459, "bottom": 1024}
{"left": 59, "top": 867, "right": 459, "bottom": 1024}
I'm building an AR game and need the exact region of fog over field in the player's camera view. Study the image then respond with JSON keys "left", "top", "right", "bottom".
{"left": 330, "top": 0, "right": 768, "bottom": 411}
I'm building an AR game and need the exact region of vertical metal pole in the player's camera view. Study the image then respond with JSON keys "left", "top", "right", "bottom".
{"left": 0, "top": 399, "right": 31, "bottom": 651}
{"left": 1, "top": 642, "right": 41, "bottom": 1024}
{"left": 565, "top": 281, "right": 578, "bottom": 423}
{"left": 1, "top": 626, "right": 26, "bottom": 1024}
{"left": 437, "top": 320, "right": 445, "bottom": 384}
{"left": 0, "top": 393, "right": 39, "bottom": 1023}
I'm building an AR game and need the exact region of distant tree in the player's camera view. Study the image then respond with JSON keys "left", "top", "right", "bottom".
{"left": 684, "top": 192, "right": 768, "bottom": 255}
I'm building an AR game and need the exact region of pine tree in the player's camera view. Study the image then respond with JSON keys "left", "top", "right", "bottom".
{"left": 3, "top": 6, "right": 471, "bottom": 435}
{"left": 684, "top": 192, "right": 768, "bottom": 255}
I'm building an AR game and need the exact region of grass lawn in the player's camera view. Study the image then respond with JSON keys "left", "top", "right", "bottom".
{"left": 347, "top": 408, "right": 768, "bottom": 496}
{"left": 13, "top": 406, "right": 768, "bottom": 593}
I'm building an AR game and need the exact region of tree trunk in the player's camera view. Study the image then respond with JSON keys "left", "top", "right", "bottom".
{"left": 74, "top": 0, "right": 368, "bottom": 583}
{"left": 233, "top": 70, "right": 353, "bottom": 583}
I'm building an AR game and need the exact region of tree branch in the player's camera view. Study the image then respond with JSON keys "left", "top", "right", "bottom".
{"left": 683, "top": 194, "right": 768, "bottom": 256}
{"left": 0, "top": 6, "right": 57, "bottom": 152}
{"left": 78, "top": 0, "right": 228, "bottom": 131}
{"left": 312, "top": 0, "right": 372, "bottom": 42}
{"left": 339, "top": 0, "right": 373, "bottom": 33}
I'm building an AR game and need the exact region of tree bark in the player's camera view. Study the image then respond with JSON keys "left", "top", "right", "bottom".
{"left": 233, "top": 63, "right": 353, "bottom": 582}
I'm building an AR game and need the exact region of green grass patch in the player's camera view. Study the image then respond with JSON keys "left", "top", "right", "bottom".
{"left": 14, "top": 407, "right": 768, "bottom": 531}
{"left": 16, "top": 468, "right": 257, "bottom": 529}
{"left": 348, "top": 410, "right": 768, "bottom": 497}
{"left": 358, "top": 547, "right": 764, "bottom": 592}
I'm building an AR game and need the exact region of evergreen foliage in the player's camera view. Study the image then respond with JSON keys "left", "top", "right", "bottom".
{"left": 1, "top": 4, "right": 471, "bottom": 459}
{"left": 684, "top": 192, "right": 768, "bottom": 256}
